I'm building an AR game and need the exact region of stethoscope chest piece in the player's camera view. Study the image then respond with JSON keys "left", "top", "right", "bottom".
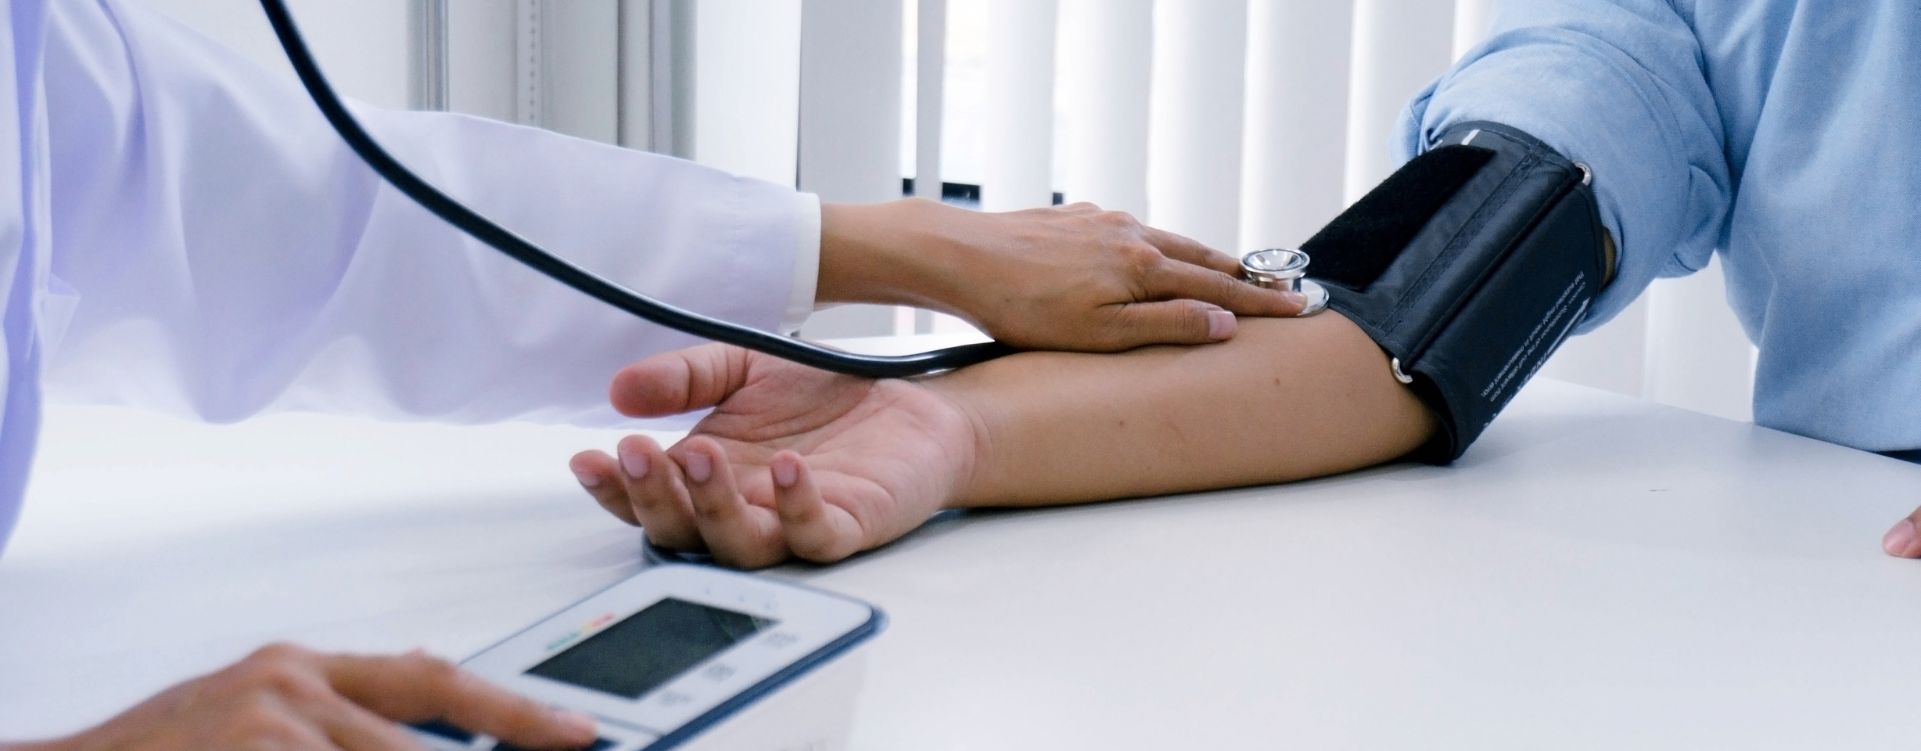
{"left": 1241, "top": 248, "right": 1329, "bottom": 317}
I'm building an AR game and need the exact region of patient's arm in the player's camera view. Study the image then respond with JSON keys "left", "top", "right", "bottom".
{"left": 569, "top": 313, "right": 1435, "bottom": 568}
{"left": 941, "top": 312, "right": 1434, "bottom": 506}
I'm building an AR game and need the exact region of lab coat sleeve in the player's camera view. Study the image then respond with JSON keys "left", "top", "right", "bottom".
{"left": 38, "top": 0, "right": 819, "bottom": 426}
{"left": 1393, "top": 0, "right": 1732, "bottom": 331}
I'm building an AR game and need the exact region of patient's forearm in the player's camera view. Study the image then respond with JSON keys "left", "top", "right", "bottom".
{"left": 932, "top": 313, "right": 1437, "bottom": 507}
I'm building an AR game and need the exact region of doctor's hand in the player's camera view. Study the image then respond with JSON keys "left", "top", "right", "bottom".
{"left": 12, "top": 644, "right": 598, "bottom": 751}
{"left": 818, "top": 199, "right": 1305, "bottom": 351}
{"left": 568, "top": 343, "right": 976, "bottom": 568}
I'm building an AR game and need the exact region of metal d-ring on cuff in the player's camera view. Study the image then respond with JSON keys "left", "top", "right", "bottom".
{"left": 1240, "top": 248, "right": 1329, "bottom": 317}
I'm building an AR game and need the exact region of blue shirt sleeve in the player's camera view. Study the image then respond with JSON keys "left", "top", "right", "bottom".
{"left": 1393, "top": 0, "right": 1731, "bottom": 331}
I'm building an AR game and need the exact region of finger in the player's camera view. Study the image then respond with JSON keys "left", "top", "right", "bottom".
{"left": 770, "top": 452, "right": 866, "bottom": 563}
{"left": 617, "top": 435, "right": 702, "bottom": 551}
{"left": 609, "top": 344, "right": 750, "bottom": 418}
{"left": 677, "top": 438, "right": 788, "bottom": 569}
{"left": 570, "top": 451, "right": 637, "bottom": 526}
{"left": 1147, "top": 262, "right": 1306, "bottom": 318}
{"left": 1143, "top": 225, "right": 1243, "bottom": 277}
{"left": 314, "top": 694, "right": 425, "bottom": 751}
{"left": 1883, "top": 509, "right": 1921, "bottom": 558}
{"left": 227, "top": 691, "right": 339, "bottom": 751}
{"left": 325, "top": 652, "right": 597, "bottom": 751}
{"left": 1095, "top": 300, "right": 1238, "bottom": 349}
{"left": 267, "top": 703, "right": 343, "bottom": 751}
{"left": 285, "top": 718, "right": 344, "bottom": 751}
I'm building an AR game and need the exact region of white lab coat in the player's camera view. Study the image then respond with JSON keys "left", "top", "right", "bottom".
{"left": 0, "top": 1, "right": 822, "bottom": 554}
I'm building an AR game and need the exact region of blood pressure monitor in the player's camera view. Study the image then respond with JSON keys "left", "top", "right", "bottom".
{"left": 410, "top": 565, "right": 883, "bottom": 751}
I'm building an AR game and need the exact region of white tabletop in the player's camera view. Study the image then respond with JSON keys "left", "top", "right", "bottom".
{"left": 3, "top": 335, "right": 1919, "bottom": 749}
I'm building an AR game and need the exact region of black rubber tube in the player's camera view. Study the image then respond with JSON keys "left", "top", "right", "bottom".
{"left": 258, "top": 0, "right": 1014, "bottom": 378}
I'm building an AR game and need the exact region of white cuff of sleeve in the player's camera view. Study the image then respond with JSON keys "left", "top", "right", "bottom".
{"left": 780, "top": 193, "right": 823, "bottom": 335}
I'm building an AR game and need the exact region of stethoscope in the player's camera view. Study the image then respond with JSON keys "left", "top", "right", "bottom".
{"left": 1239, "top": 249, "right": 1330, "bottom": 316}
{"left": 259, "top": 0, "right": 1323, "bottom": 381}
{"left": 635, "top": 250, "right": 1322, "bottom": 566}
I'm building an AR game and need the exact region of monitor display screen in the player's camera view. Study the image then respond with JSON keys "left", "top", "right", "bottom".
{"left": 526, "top": 598, "right": 773, "bottom": 700}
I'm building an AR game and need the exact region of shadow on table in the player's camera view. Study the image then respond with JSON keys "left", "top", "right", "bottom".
{"left": 0, "top": 489, "right": 651, "bottom": 668}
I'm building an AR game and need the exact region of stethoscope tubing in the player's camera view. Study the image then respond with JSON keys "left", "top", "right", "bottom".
{"left": 259, "top": 0, "right": 1014, "bottom": 379}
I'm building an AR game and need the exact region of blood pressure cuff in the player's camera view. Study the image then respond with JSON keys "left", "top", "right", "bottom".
{"left": 1302, "top": 121, "right": 1612, "bottom": 463}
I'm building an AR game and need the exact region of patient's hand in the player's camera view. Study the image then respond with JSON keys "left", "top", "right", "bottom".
{"left": 569, "top": 344, "right": 977, "bottom": 568}
{"left": 1883, "top": 507, "right": 1921, "bottom": 559}
{"left": 570, "top": 315, "right": 1436, "bottom": 569}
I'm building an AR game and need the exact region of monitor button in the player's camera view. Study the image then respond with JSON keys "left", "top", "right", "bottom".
{"left": 657, "top": 689, "right": 694, "bottom": 707}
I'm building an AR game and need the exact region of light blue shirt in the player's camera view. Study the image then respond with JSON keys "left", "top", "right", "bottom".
{"left": 1398, "top": 1, "right": 1921, "bottom": 452}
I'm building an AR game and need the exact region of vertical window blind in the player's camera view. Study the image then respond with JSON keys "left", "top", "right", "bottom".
{"left": 151, "top": 0, "right": 1755, "bottom": 422}
{"left": 807, "top": 0, "right": 1756, "bottom": 422}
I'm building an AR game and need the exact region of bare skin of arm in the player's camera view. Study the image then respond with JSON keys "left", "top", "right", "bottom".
{"left": 815, "top": 199, "right": 1306, "bottom": 351}
{"left": 569, "top": 313, "right": 1436, "bottom": 568}
{"left": 946, "top": 312, "right": 1435, "bottom": 506}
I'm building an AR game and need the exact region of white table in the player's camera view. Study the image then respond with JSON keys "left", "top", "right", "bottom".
{"left": 3, "top": 335, "right": 1919, "bottom": 749}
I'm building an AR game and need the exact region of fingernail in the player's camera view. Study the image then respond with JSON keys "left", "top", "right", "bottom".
{"left": 1206, "top": 310, "right": 1237, "bottom": 340}
{"left": 618, "top": 445, "right": 648, "bottom": 481}
{"left": 772, "top": 458, "right": 799, "bottom": 488}
{"left": 556, "top": 710, "right": 597, "bottom": 738}
{"left": 684, "top": 450, "right": 713, "bottom": 484}
{"left": 572, "top": 467, "right": 602, "bottom": 488}
{"left": 1280, "top": 291, "right": 1309, "bottom": 311}
{"left": 1883, "top": 519, "right": 1917, "bottom": 557}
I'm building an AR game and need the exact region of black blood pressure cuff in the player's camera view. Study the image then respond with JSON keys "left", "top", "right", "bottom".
{"left": 1302, "top": 122, "right": 1612, "bottom": 463}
